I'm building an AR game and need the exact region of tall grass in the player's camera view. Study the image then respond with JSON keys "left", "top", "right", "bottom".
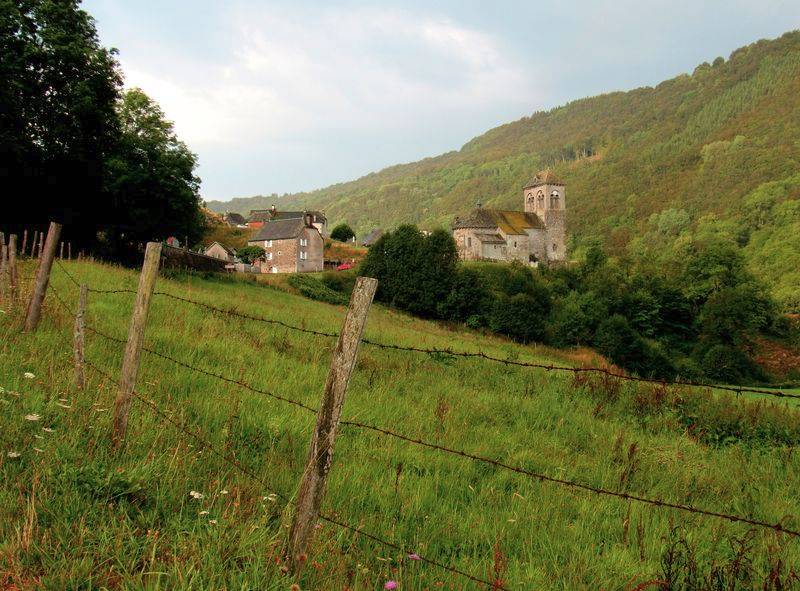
{"left": 1, "top": 260, "right": 799, "bottom": 589}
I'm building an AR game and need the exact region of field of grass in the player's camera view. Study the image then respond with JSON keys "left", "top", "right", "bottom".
{"left": 2, "top": 258, "right": 800, "bottom": 590}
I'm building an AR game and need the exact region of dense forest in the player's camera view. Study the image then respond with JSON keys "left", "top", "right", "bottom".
{"left": 210, "top": 31, "right": 800, "bottom": 311}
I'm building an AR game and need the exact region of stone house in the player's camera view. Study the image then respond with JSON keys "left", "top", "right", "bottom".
{"left": 248, "top": 215, "right": 324, "bottom": 273}
{"left": 247, "top": 205, "right": 327, "bottom": 236}
{"left": 452, "top": 170, "right": 566, "bottom": 266}
{"left": 222, "top": 212, "right": 247, "bottom": 228}
{"left": 204, "top": 241, "right": 236, "bottom": 262}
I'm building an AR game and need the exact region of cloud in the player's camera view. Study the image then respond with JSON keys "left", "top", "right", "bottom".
{"left": 119, "top": 6, "right": 537, "bottom": 154}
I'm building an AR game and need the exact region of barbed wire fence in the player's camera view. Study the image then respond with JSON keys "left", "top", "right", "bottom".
{"left": 4, "top": 227, "right": 800, "bottom": 589}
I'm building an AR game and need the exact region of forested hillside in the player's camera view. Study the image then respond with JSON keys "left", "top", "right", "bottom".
{"left": 209, "top": 31, "right": 800, "bottom": 310}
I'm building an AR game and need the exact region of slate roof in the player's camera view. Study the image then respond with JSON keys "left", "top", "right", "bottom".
{"left": 452, "top": 208, "right": 544, "bottom": 234}
{"left": 248, "top": 209, "right": 326, "bottom": 223}
{"left": 523, "top": 169, "right": 564, "bottom": 189}
{"left": 362, "top": 228, "right": 384, "bottom": 246}
{"left": 224, "top": 212, "right": 246, "bottom": 225}
{"left": 474, "top": 232, "right": 506, "bottom": 244}
{"left": 206, "top": 241, "right": 236, "bottom": 255}
{"left": 248, "top": 218, "right": 308, "bottom": 241}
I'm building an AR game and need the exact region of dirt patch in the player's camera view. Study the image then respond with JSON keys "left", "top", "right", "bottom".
{"left": 754, "top": 336, "right": 800, "bottom": 380}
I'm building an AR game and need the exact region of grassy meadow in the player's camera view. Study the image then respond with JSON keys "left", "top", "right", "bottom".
{"left": 1, "top": 258, "right": 800, "bottom": 590}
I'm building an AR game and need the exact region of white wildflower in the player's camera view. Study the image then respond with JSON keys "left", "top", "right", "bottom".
{"left": 208, "top": 519, "right": 217, "bottom": 525}
{"left": 42, "top": 427, "right": 54, "bottom": 433}
{"left": 23, "top": 372, "right": 35, "bottom": 379}
{"left": 199, "top": 510, "right": 209, "bottom": 515}
{"left": 25, "top": 414, "right": 40, "bottom": 421}
{"left": 189, "top": 490, "right": 204, "bottom": 500}
{"left": 263, "top": 493, "right": 277, "bottom": 502}
{"left": 33, "top": 448, "right": 44, "bottom": 453}
{"left": 220, "top": 489, "right": 229, "bottom": 495}
{"left": 7, "top": 451, "right": 20, "bottom": 458}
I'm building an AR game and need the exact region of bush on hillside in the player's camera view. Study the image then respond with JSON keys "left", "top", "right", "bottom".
{"left": 287, "top": 275, "right": 348, "bottom": 305}
{"left": 330, "top": 223, "right": 355, "bottom": 242}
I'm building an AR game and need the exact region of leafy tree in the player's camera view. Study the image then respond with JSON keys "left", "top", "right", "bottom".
{"left": 102, "top": 88, "right": 204, "bottom": 257}
{"left": 437, "top": 267, "right": 491, "bottom": 323}
{"left": 1, "top": 0, "right": 121, "bottom": 243}
{"left": 330, "top": 223, "right": 355, "bottom": 242}
{"left": 236, "top": 245, "right": 265, "bottom": 264}
{"left": 697, "top": 284, "right": 772, "bottom": 346}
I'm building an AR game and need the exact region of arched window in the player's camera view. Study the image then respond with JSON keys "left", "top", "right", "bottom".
{"left": 537, "top": 191, "right": 544, "bottom": 206}
{"left": 550, "top": 190, "right": 560, "bottom": 208}
{"left": 527, "top": 193, "right": 534, "bottom": 205}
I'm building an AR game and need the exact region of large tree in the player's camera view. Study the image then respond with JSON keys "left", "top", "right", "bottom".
{"left": 1, "top": 0, "right": 121, "bottom": 243}
{"left": 102, "top": 88, "right": 204, "bottom": 256}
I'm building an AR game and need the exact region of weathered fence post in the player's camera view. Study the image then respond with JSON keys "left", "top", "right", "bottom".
{"left": 74, "top": 284, "right": 87, "bottom": 389}
{"left": 67, "top": 242, "right": 72, "bottom": 260}
{"left": 111, "top": 242, "right": 162, "bottom": 449}
{"left": 59, "top": 242, "right": 64, "bottom": 259}
{"left": 30, "top": 231, "right": 37, "bottom": 258}
{"left": 38, "top": 232, "right": 44, "bottom": 261}
{"left": 0, "top": 235, "right": 7, "bottom": 307}
{"left": 21, "top": 230, "right": 28, "bottom": 259}
{"left": 24, "top": 222, "right": 62, "bottom": 332}
{"left": 288, "top": 276, "right": 378, "bottom": 572}
{"left": 8, "top": 234, "right": 18, "bottom": 304}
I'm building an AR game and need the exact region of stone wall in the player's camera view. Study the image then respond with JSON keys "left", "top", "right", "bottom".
{"left": 161, "top": 244, "right": 228, "bottom": 272}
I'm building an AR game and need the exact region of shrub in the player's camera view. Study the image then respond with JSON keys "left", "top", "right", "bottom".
{"left": 237, "top": 245, "right": 265, "bottom": 264}
{"left": 330, "top": 223, "right": 355, "bottom": 242}
{"left": 287, "top": 274, "right": 348, "bottom": 305}
{"left": 437, "top": 267, "right": 491, "bottom": 322}
{"left": 489, "top": 293, "right": 548, "bottom": 344}
{"left": 319, "top": 270, "right": 356, "bottom": 295}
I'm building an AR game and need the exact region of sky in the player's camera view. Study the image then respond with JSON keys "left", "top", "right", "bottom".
{"left": 83, "top": 0, "right": 800, "bottom": 203}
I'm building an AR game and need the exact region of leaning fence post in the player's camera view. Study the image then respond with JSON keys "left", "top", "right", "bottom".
{"left": 38, "top": 232, "right": 44, "bottom": 262}
{"left": 74, "top": 284, "right": 87, "bottom": 389}
{"left": 8, "top": 234, "right": 18, "bottom": 305}
{"left": 111, "top": 242, "right": 162, "bottom": 449}
{"left": 59, "top": 242, "right": 64, "bottom": 260}
{"left": 288, "top": 276, "right": 378, "bottom": 572}
{"left": 21, "top": 230, "right": 28, "bottom": 259}
{"left": 30, "top": 231, "right": 37, "bottom": 258}
{"left": 0, "top": 235, "right": 7, "bottom": 307}
{"left": 24, "top": 222, "right": 62, "bottom": 332}
{"left": 68, "top": 242, "right": 72, "bottom": 260}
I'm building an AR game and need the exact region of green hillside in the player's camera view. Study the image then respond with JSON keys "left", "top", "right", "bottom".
{"left": 209, "top": 31, "right": 800, "bottom": 310}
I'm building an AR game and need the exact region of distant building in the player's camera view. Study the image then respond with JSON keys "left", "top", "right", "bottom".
{"left": 204, "top": 241, "right": 236, "bottom": 262}
{"left": 452, "top": 170, "right": 566, "bottom": 266}
{"left": 248, "top": 214, "right": 324, "bottom": 273}
{"left": 247, "top": 205, "right": 327, "bottom": 236}
{"left": 362, "top": 228, "right": 383, "bottom": 247}
{"left": 223, "top": 212, "right": 247, "bottom": 228}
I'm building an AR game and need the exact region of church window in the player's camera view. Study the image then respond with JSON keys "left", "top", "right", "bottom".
{"left": 550, "top": 190, "right": 560, "bottom": 208}
{"left": 552, "top": 243, "right": 557, "bottom": 251}
{"left": 537, "top": 191, "right": 544, "bottom": 206}
{"left": 513, "top": 241, "right": 517, "bottom": 248}
{"left": 467, "top": 237, "right": 472, "bottom": 248}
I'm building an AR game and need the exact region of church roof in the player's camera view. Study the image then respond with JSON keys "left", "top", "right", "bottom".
{"left": 474, "top": 232, "right": 506, "bottom": 244}
{"left": 452, "top": 208, "right": 544, "bottom": 234}
{"left": 523, "top": 169, "right": 564, "bottom": 189}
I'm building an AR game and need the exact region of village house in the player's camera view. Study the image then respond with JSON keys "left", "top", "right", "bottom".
{"left": 222, "top": 212, "right": 247, "bottom": 228}
{"left": 204, "top": 241, "right": 236, "bottom": 262}
{"left": 247, "top": 214, "right": 324, "bottom": 273}
{"left": 247, "top": 205, "right": 327, "bottom": 236}
{"left": 452, "top": 170, "right": 567, "bottom": 266}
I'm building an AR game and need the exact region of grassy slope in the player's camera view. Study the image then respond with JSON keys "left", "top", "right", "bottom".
{"left": 2, "top": 259, "right": 800, "bottom": 589}
{"left": 207, "top": 31, "right": 800, "bottom": 307}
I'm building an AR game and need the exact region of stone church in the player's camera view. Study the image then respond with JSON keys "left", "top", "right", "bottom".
{"left": 452, "top": 170, "right": 566, "bottom": 266}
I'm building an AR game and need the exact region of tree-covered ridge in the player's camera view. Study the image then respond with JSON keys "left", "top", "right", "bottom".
{"left": 209, "top": 31, "right": 800, "bottom": 309}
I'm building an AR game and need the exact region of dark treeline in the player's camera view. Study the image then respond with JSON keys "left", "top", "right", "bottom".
{"left": 1, "top": 1, "right": 204, "bottom": 261}
{"left": 357, "top": 225, "right": 790, "bottom": 385}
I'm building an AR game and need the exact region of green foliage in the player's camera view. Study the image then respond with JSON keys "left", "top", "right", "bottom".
{"left": 236, "top": 245, "right": 265, "bottom": 264}
{"left": 0, "top": 4, "right": 204, "bottom": 260}
{"left": 330, "top": 223, "right": 355, "bottom": 242}
{"left": 489, "top": 293, "right": 548, "bottom": 344}
{"left": 287, "top": 274, "right": 348, "bottom": 305}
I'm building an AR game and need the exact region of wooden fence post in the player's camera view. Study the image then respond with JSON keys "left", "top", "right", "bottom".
{"left": 24, "top": 222, "right": 62, "bottom": 332}
{"left": 111, "top": 242, "right": 162, "bottom": 449}
{"left": 73, "top": 283, "right": 87, "bottom": 389}
{"left": 288, "top": 276, "right": 378, "bottom": 572}
{"left": 38, "top": 232, "right": 44, "bottom": 261}
{"left": 59, "top": 242, "right": 64, "bottom": 259}
{"left": 68, "top": 242, "right": 72, "bottom": 260}
{"left": 31, "top": 231, "right": 39, "bottom": 258}
{"left": 0, "top": 235, "right": 7, "bottom": 307}
{"left": 8, "top": 234, "right": 18, "bottom": 305}
{"left": 21, "top": 230, "right": 28, "bottom": 259}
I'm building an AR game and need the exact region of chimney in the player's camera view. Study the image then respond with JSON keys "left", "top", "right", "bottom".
{"left": 304, "top": 211, "right": 313, "bottom": 227}
{"left": 270, "top": 204, "right": 277, "bottom": 218}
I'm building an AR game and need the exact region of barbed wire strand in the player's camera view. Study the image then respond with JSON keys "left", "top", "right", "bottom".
{"left": 46, "top": 285, "right": 799, "bottom": 542}
{"left": 81, "top": 357, "right": 506, "bottom": 590}
{"left": 53, "top": 259, "right": 799, "bottom": 401}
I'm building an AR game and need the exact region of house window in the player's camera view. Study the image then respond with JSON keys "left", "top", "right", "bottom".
{"left": 267, "top": 240, "right": 273, "bottom": 247}
{"left": 552, "top": 243, "right": 557, "bottom": 251}
{"left": 300, "top": 251, "right": 307, "bottom": 260}
{"left": 300, "top": 238, "right": 308, "bottom": 247}
{"left": 270, "top": 266, "right": 277, "bottom": 273}
{"left": 467, "top": 237, "right": 472, "bottom": 247}
{"left": 267, "top": 252, "right": 273, "bottom": 261}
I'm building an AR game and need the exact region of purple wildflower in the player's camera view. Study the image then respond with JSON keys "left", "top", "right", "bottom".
{"left": 384, "top": 581, "right": 398, "bottom": 590}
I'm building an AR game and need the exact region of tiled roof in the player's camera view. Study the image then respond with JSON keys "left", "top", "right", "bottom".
{"left": 452, "top": 208, "right": 544, "bottom": 234}
{"left": 248, "top": 209, "right": 326, "bottom": 223}
{"left": 474, "top": 232, "right": 506, "bottom": 244}
{"left": 248, "top": 218, "right": 307, "bottom": 241}
{"left": 523, "top": 169, "right": 564, "bottom": 189}
{"left": 362, "top": 228, "right": 384, "bottom": 246}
